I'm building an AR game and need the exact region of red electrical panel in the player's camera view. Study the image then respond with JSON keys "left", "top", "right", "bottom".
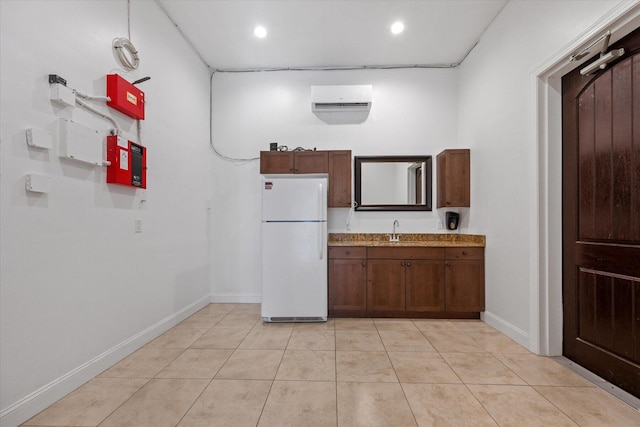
{"left": 106, "top": 74, "right": 145, "bottom": 120}
{"left": 106, "top": 135, "right": 146, "bottom": 188}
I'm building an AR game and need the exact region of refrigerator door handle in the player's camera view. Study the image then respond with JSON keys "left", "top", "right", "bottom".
{"left": 318, "top": 183, "right": 324, "bottom": 220}
{"left": 318, "top": 222, "right": 323, "bottom": 260}
{"left": 318, "top": 182, "right": 324, "bottom": 260}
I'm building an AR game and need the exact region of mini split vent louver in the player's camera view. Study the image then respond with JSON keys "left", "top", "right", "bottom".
{"left": 311, "top": 85, "right": 372, "bottom": 113}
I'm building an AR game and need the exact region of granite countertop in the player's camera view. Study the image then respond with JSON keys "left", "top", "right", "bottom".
{"left": 328, "top": 233, "right": 485, "bottom": 247}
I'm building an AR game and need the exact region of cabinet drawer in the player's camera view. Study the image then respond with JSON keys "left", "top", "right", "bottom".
{"left": 445, "top": 247, "right": 484, "bottom": 260}
{"left": 329, "top": 246, "right": 367, "bottom": 259}
{"left": 367, "top": 247, "right": 445, "bottom": 260}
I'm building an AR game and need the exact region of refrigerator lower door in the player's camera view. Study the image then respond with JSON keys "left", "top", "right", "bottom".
{"left": 261, "top": 221, "right": 327, "bottom": 322}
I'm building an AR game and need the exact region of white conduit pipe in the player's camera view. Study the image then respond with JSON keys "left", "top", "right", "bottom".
{"left": 75, "top": 97, "right": 120, "bottom": 135}
{"left": 74, "top": 90, "right": 111, "bottom": 103}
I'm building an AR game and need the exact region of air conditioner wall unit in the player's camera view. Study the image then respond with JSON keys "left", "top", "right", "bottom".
{"left": 311, "top": 85, "right": 372, "bottom": 113}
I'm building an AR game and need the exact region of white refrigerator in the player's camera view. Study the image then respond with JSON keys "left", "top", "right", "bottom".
{"left": 261, "top": 175, "right": 328, "bottom": 322}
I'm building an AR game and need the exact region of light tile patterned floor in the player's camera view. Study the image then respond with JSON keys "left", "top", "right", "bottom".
{"left": 22, "top": 303, "right": 640, "bottom": 426}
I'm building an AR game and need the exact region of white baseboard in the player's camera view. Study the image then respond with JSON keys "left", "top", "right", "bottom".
{"left": 0, "top": 294, "right": 211, "bottom": 427}
{"left": 482, "top": 311, "right": 531, "bottom": 350}
{"left": 210, "top": 294, "right": 262, "bottom": 304}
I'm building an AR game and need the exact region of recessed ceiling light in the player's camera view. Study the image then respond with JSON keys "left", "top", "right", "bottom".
{"left": 254, "top": 26, "right": 267, "bottom": 38}
{"left": 390, "top": 21, "right": 404, "bottom": 35}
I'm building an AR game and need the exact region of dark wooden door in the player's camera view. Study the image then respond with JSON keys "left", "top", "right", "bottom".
{"left": 260, "top": 151, "right": 294, "bottom": 174}
{"left": 562, "top": 27, "right": 640, "bottom": 398}
{"left": 329, "top": 258, "right": 367, "bottom": 313}
{"left": 436, "top": 149, "right": 470, "bottom": 208}
{"left": 367, "top": 259, "right": 405, "bottom": 312}
{"left": 294, "top": 151, "right": 328, "bottom": 173}
{"left": 445, "top": 259, "right": 485, "bottom": 312}
{"left": 328, "top": 150, "right": 352, "bottom": 207}
{"left": 405, "top": 260, "right": 445, "bottom": 311}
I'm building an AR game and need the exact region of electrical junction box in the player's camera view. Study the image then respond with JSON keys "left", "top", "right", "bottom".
{"left": 106, "top": 74, "right": 145, "bottom": 120}
{"left": 57, "top": 118, "right": 102, "bottom": 166}
{"left": 25, "top": 174, "right": 52, "bottom": 193}
{"left": 26, "top": 128, "right": 53, "bottom": 149}
{"left": 106, "top": 135, "right": 146, "bottom": 188}
{"left": 50, "top": 83, "right": 76, "bottom": 107}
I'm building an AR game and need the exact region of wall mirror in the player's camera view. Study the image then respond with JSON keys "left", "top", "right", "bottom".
{"left": 354, "top": 156, "right": 432, "bottom": 211}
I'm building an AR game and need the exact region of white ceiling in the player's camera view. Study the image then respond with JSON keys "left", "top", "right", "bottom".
{"left": 157, "top": 0, "right": 508, "bottom": 70}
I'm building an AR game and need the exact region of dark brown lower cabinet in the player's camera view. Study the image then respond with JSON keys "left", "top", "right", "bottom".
{"left": 328, "top": 245, "right": 484, "bottom": 318}
{"left": 406, "top": 260, "right": 446, "bottom": 311}
{"left": 328, "top": 247, "right": 367, "bottom": 314}
{"left": 367, "top": 259, "right": 406, "bottom": 312}
{"left": 445, "top": 248, "right": 485, "bottom": 312}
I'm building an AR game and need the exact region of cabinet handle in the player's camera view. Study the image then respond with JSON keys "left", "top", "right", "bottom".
{"left": 346, "top": 250, "right": 350, "bottom": 255}
{"left": 445, "top": 262, "right": 451, "bottom": 267}
{"left": 362, "top": 262, "right": 366, "bottom": 266}
{"left": 401, "top": 262, "right": 405, "bottom": 266}
{"left": 406, "top": 262, "right": 411, "bottom": 267}
{"left": 462, "top": 251, "right": 468, "bottom": 256}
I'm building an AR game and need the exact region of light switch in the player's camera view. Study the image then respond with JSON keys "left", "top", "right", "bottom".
{"left": 135, "top": 219, "right": 142, "bottom": 233}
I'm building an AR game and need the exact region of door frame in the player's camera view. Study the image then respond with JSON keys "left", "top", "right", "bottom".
{"left": 532, "top": 2, "right": 640, "bottom": 356}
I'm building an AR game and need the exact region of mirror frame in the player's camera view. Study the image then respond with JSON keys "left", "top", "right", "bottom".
{"left": 354, "top": 155, "right": 433, "bottom": 211}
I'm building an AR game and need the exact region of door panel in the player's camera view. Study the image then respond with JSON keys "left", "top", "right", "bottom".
{"left": 367, "top": 260, "right": 405, "bottom": 311}
{"left": 612, "top": 278, "right": 634, "bottom": 360}
{"left": 329, "top": 259, "right": 366, "bottom": 312}
{"left": 405, "top": 260, "right": 445, "bottom": 312}
{"left": 563, "top": 27, "right": 640, "bottom": 398}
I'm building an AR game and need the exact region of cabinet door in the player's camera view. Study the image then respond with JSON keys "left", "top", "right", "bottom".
{"left": 328, "top": 150, "right": 352, "bottom": 207}
{"left": 405, "top": 260, "right": 445, "bottom": 312}
{"left": 367, "top": 259, "right": 405, "bottom": 312}
{"left": 295, "top": 151, "right": 328, "bottom": 173}
{"left": 445, "top": 259, "right": 485, "bottom": 311}
{"left": 260, "top": 151, "right": 294, "bottom": 174}
{"left": 329, "top": 259, "right": 367, "bottom": 312}
{"left": 437, "top": 149, "right": 470, "bottom": 208}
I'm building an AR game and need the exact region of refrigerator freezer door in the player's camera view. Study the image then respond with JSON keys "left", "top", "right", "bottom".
{"left": 261, "top": 221, "right": 327, "bottom": 321}
{"left": 262, "top": 176, "right": 327, "bottom": 221}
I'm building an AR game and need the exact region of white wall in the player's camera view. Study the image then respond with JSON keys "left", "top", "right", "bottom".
{"left": 457, "top": 0, "right": 624, "bottom": 348}
{"left": 210, "top": 69, "right": 459, "bottom": 301}
{"left": 0, "top": 1, "right": 211, "bottom": 424}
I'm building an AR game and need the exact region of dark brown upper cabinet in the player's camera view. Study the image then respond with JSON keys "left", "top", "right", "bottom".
{"left": 436, "top": 149, "right": 470, "bottom": 208}
{"left": 260, "top": 151, "right": 328, "bottom": 174}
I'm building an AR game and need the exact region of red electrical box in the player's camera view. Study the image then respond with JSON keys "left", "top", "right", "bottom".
{"left": 106, "top": 74, "right": 145, "bottom": 120}
{"left": 106, "top": 135, "right": 146, "bottom": 188}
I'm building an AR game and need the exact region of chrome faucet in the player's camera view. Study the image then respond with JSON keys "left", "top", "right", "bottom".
{"left": 390, "top": 219, "right": 400, "bottom": 242}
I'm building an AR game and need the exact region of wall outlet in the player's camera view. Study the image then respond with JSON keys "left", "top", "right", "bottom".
{"left": 135, "top": 219, "right": 142, "bottom": 233}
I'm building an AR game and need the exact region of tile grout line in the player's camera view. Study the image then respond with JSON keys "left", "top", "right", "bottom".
{"left": 423, "top": 323, "right": 502, "bottom": 427}
{"left": 333, "top": 317, "right": 339, "bottom": 427}
{"left": 253, "top": 316, "right": 292, "bottom": 427}
{"left": 527, "top": 386, "right": 583, "bottom": 427}
{"left": 170, "top": 304, "right": 237, "bottom": 427}
{"left": 173, "top": 312, "right": 241, "bottom": 427}
{"left": 93, "top": 306, "right": 234, "bottom": 427}
{"left": 392, "top": 319, "right": 422, "bottom": 427}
